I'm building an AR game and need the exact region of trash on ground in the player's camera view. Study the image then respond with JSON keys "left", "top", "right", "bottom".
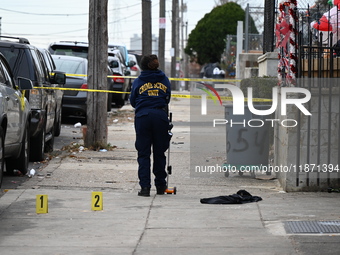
{"left": 27, "top": 169, "right": 36, "bottom": 178}
{"left": 74, "top": 122, "right": 82, "bottom": 128}
{"left": 13, "top": 170, "right": 22, "bottom": 176}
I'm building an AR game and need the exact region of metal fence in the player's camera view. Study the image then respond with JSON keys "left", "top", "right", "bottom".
{"left": 263, "top": 0, "right": 277, "bottom": 53}
{"left": 277, "top": 2, "right": 340, "bottom": 188}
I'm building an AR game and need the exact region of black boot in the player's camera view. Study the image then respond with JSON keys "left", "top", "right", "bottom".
{"left": 156, "top": 186, "right": 167, "bottom": 195}
{"left": 138, "top": 187, "right": 150, "bottom": 197}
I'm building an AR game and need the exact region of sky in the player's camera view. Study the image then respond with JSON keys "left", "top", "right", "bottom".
{"left": 0, "top": 0, "right": 264, "bottom": 59}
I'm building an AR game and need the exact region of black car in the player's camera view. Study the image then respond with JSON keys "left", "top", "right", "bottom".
{"left": 38, "top": 48, "right": 64, "bottom": 137}
{"left": 0, "top": 36, "right": 66, "bottom": 161}
{"left": 52, "top": 55, "right": 114, "bottom": 118}
{"left": 0, "top": 52, "right": 33, "bottom": 186}
{"left": 48, "top": 41, "right": 134, "bottom": 106}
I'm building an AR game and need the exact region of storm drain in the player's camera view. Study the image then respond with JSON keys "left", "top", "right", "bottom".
{"left": 285, "top": 221, "right": 340, "bottom": 234}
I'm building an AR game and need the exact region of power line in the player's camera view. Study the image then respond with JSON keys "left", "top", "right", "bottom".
{"left": 0, "top": 7, "right": 87, "bottom": 16}
{"left": 0, "top": 3, "right": 141, "bottom": 16}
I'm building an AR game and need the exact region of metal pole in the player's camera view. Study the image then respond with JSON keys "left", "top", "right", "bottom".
{"left": 171, "top": 0, "right": 178, "bottom": 90}
{"left": 184, "top": 21, "right": 189, "bottom": 89}
{"left": 245, "top": 3, "right": 249, "bottom": 53}
{"left": 180, "top": 0, "right": 185, "bottom": 90}
{"left": 236, "top": 21, "right": 243, "bottom": 81}
{"left": 158, "top": 0, "right": 166, "bottom": 69}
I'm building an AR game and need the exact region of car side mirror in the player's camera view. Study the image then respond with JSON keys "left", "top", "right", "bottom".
{"left": 17, "top": 76, "right": 33, "bottom": 90}
{"left": 51, "top": 71, "right": 66, "bottom": 85}
{"left": 129, "top": 60, "right": 136, "bottom": 67}
{"left": 109, "top": 60, "right": 119, "bottom": 68}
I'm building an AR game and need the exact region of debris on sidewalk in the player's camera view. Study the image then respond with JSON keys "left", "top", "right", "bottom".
{"left": 74, "top": 122, "right": 82, "bottom": 128}
{"left": 13, "top": 169, "right": 23, "bottom": 176}
{"left": 27, "top": 169, "right": 36, "bottom": 178}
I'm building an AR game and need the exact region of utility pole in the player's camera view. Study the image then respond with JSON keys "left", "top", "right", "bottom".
{"left": 245, "top": 3, "right": 249, "bottom": 53}
{"left": 158, "top": 0, "right": 166, "bottom": 70}
{"left": 142, "top": 0, "right": 152, "bottom": 55}
{"left": 180, "top": 1, "right": 188, "bottom": 89}
{"left": 171, "top": 0, "right": 179, "bottom": 90}
{"left": 86, "top": 0, "right": 108, "bottom": 149}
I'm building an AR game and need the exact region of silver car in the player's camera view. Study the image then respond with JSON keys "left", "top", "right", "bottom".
{"left": 0, "top": 52, "right": 33, "bottom": 186}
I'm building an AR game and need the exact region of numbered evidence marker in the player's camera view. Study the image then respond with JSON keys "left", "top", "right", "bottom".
{"left": 36, "top": 194, "right": 48, "bottom": 214}
{"left": 91, "top": 192, "right": 103, "bottom": 211}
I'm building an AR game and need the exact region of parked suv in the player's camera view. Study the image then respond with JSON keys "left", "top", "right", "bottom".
{"left": 0, "top": 36, "right": 66, "bottom": 161}
{"left": 48, "top": 41, "right": 89, "bottom": 58}
{"left": 48, "top": 41, "right": 129, "bottom": 67}
{"left": 0, "top": 52, "right": 33, "bottom": 187}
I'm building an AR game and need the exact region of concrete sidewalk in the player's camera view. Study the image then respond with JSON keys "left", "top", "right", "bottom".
{"left": 0, "top": 97, "right": 340, "bottom": 255}
{"left": 1, "top": 183, "right": 340, "bottom": 254}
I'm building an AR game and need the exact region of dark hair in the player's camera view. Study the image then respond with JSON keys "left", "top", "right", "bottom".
{"left": 140, "top": 54, "right": 159, "bottom": 71}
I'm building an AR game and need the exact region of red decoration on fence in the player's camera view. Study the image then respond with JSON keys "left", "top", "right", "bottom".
{"left": 276, "top": 0, "right": 298, "bottom": 87}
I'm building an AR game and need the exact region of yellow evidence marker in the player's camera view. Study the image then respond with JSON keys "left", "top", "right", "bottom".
{"left": 91, "top": 192, "right": 103, "bottom": 211}
{"left": 36, "top": 194, "right": 48, "bottom": 214}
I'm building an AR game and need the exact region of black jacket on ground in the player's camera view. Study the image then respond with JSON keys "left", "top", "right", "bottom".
{"left": 200, "top": 190, "right": 262, "bottom": 204}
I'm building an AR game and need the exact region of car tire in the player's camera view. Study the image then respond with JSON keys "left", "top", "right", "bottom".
{"left": 125, "top": 81, "right": 131, "bottom": 100}
{"left": 6, "top": 121, "right": 29, "bottom": 175}
{"left": 107, "top": 93, "right": 112, "bottom": 112}
{"left": 45, "top": 124, "right": 55, "bottom": 153}
{"left": 30, "top": 120, "right": 46, "bottom": 162}
{"left": 54, "top": 109, "right": 62, "bottom": 137}
{"left": 115, "top": 94, "right": 125, "bottom": 107}
{"left": 0, "top": 127, "right": 4, "bottom": 187}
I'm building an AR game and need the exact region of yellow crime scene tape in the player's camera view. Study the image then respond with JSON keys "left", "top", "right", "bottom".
{"left": 170, "top": 93, "right": 272, "bottom": 102}
{"left": 62, "top": 73, "right": 241, "bottom": 83}
{"left": 34, "top": 74, "right": 272, "bottom": 102}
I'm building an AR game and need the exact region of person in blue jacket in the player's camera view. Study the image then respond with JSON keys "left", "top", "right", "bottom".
{"left": 129, "top": 54, "right": 171, "bottom": 197}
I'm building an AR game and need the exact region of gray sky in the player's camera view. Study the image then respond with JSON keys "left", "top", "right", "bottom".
{"left": 0, "top": 0, "right": 264, "bottom": 58}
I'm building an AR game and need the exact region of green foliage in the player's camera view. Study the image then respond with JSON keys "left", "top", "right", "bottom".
{"left": 185, "top": 2, "right": 258, "bottom": 65}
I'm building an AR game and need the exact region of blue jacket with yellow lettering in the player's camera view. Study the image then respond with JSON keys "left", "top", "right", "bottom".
{"left": 130, "top": 69, "right": 171, "bottom": 115}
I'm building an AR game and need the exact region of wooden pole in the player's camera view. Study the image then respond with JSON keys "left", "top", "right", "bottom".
{"left": 86, "top": 0, "right": 108, "bottom": 149}
{"left": 142, "top": 0, "right": 152, "bottom": 55}
{"left": 171, "top": 0, "right": 178, "bottom": 90}
{"left": 158, "top": 0, "right": 166, "bottom": 69}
